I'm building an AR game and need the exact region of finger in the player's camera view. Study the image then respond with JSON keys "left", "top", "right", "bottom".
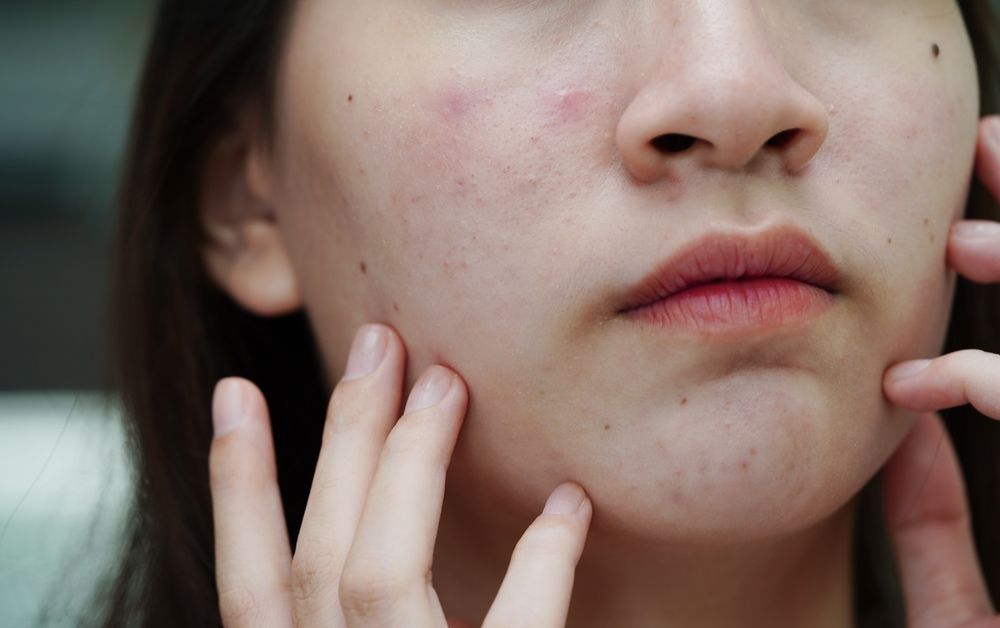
{"left": 209, "top": 377, "right": 293, "bottom": 627}
{"left": 947, "top": 219, "right": 1000, "bottom": 283}
{"left": 338, "top": 365, "right": 468, "bottom": 626}
{"left": 883, "top": 349, "right": 1000, "bottom": 417}
{"left": 945, "top": 116, "right": 1000, "bottom": 283}
{"left": 882, "top": 413, "right": 993, "bottom": 627}
{"left": 290, "top": 324, "right": 404, "bottom": 626}
{"left": 974, "top": 115, "right": 1000, "bottom": 203}
{"left": 482, "top": 483, "right": 593, "bottom": 628}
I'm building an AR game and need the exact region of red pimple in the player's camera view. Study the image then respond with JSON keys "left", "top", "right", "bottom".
{"left": 438, "top": 87, "right": 487, "bottom": 121}
{"left": 552, "top": 89, "right": 592, "bottom": 122}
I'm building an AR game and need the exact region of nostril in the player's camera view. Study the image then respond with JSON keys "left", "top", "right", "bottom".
{"left": 766, "top": 129, "right": 798, "bottom": 148}
{"left": 651, "top": 133, "right": 697, "bottom": 154}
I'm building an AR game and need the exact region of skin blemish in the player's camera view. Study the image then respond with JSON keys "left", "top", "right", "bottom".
{"left": 542, "top": 88, "right": 594, "bottom": 125}
{"left": 680, "top": 396, "right": 688, "bottom": 405}
{"left": 359, "top": 261, "right": 367, "bottom": 274}
{"left": 393, "top": 302, "right": 400, "bottom": 312}
{"left": 603, "top": 423, "right": 610, "bottom": 431}
{"left": 932, "top": 43, "right": 940, "bottom": 59}
{"left": 436, "top": 86, "right": 492, "bottom": 123}
{"left": 887, "top": 237, "right": 892, "bottom": 244}
{"left": 348, "top": 93, "right": 353, "bottom": 103}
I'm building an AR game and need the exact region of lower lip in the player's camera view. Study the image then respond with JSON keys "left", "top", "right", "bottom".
{"left": 621, "top": 277, "right": 835, "bottom": 333}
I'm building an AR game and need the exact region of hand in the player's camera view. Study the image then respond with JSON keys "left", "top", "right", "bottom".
{"left": 881, "top": 116, "right": 1000, "bottom": 628}
{"left": 208, "top": 323, "right": 593, "bottom": 627}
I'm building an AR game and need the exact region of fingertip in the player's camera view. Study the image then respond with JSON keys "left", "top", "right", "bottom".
{"left": 885, "top": 359, "right": 933, "bottom": 385}
{"left": 212, "top": 377, "right": 247, "bottom": 438}
{"left": 543, "top": 482, "right": 587, "bottom": 516}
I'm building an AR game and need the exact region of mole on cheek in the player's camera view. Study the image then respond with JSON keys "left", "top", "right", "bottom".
{"left": 359, "top": 260, "right": 367, "bottom": 274}
{"left": 932, "top": 43, "right": 940, "bottom": 59}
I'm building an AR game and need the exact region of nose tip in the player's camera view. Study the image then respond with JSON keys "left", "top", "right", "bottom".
{"left": 615, "top": 25, "right": 831, "bottom": 183}
{"left": 647, "top": 107, "right": 828, "bottom": 175}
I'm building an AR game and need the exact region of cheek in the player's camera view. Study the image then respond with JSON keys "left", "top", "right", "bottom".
{"left": 335, "top": 68, "right": 625, "bottom": 328}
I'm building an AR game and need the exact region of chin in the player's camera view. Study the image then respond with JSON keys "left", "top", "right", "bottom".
{"left": 578, "top": 375, "right": 916, "bottom": 546}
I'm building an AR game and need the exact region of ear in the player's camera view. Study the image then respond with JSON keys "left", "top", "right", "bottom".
{"left": 199, "top": 109, "right": 302, "bottom": 317}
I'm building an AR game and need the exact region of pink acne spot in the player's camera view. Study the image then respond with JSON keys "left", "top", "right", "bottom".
{"left": 543, "top": 88, "right": 594, "bottom": 125}
{"left": 436, "top": 86, "right": 490, "bottom": 122}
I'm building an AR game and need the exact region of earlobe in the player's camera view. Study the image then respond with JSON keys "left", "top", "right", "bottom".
{"left": 203, "top": 219, "right": 303, "bottom": 317}
{"left": 199, "top": 115, "right": 303, "bottom": 317}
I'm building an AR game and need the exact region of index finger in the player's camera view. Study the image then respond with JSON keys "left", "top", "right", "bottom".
{"left": 209, "top": 378, "right": 294, "bottom": 627}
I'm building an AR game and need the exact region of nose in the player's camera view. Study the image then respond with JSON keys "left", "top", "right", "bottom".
{"left": 615, "top": 4, "right": 830, "bottom": 182}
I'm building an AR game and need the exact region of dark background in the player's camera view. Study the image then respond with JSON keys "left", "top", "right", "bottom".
{"left": 1, "top": 0, "right": 153, "bottom": 390}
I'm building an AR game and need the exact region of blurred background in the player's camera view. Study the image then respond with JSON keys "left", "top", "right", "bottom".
{"left": 1, "top": 0, "right": 153, "bottom": 625}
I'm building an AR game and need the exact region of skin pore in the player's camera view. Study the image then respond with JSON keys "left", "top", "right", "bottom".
{"left": 200, "top": 0, "right": 980, "bottom": 626}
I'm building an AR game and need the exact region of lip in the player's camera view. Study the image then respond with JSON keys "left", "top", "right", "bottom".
{"left": 616, "top": 224, "right": 842, "bottom": 329}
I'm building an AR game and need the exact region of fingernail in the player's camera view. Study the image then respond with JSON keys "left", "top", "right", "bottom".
{"left": 404, "top": 368, "right": 454, "bottom": 413}
{"left": 888, "top": 359, "right": 932, "bottom": 382}
{"left": 543, "top": 483, "right": 586, "bottom": 515}
{"left": 343, "top": 324, "right": 388, "bottom": 381}
{"left": 952, "top": 220, "right": 1000, "bottom": 239}
{"left": 212, "top": 378, "right": 245, "bottom": 437}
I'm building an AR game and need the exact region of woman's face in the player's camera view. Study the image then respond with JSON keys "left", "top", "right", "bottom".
{"left": 258, "top": 0, "right": 978, "bottom": 541}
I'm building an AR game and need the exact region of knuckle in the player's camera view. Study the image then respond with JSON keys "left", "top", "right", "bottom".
{"left": 208, "top": 440, "right": 241, "bottom": 492}
{"left": 338, "top": 562, "right": 406, "bottom": 619}
{"left": 217, "top": 584, "right": 260, "bottom": 626}
{"left": 513, "top": 515, "right": 579, "bottom": 560}
{"left": 290, "top": 544, "right": 340, "bottom": 606}
{"left": 208, "top": 437, "right": 275, "bottom": 495}
{"left": 325, "top": 379, "right": 375, "bottom": 437}
{"left": 379, "top": 418, "right": 425, "bottom": 458}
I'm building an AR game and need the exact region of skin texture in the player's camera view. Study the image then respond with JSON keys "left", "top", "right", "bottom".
{"left": 200, "top": 0, "right": 982, "bottom": 625}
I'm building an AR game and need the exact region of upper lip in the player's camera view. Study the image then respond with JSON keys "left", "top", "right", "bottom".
{"left": 617, "top": 223, "right": 843, "bottom": 313}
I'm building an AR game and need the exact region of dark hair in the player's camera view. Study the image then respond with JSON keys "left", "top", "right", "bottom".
{"left": 86, "top": 1, "right": 1000, "bottom": 626}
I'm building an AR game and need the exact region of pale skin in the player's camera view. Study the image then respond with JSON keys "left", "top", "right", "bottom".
{"left": 199, "top": 0, "right": 999, "bottom": 626}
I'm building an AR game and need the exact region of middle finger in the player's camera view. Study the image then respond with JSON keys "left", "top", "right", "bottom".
{"left": 291, "top": 324, "right": 405, "bottom": 626}
{"left": 339, "top": 365, "right": 468, "bottom": 626}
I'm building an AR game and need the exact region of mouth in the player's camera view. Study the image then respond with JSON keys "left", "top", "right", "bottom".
{"left": 616, "top": 223, "right": 842, "bottom": 332}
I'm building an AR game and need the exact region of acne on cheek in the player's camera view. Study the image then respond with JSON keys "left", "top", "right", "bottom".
{"left": 379, "top": 78, "right": 611, "bottom": 263}
{"left": 540, "top": 87, "right": 595, "bottom": 126}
